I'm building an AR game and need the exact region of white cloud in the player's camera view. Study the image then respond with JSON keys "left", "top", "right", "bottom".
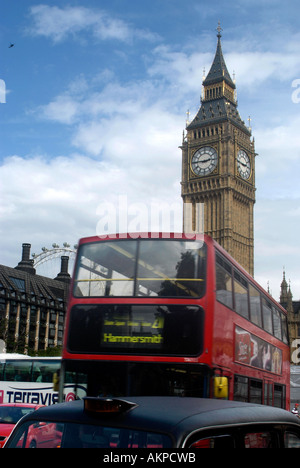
{"left": 226, "top": 51, "right": 300, "bottom": 88}
{"left": 39, "top": 95, "right": 79, "bottom": 124}
{"left": 0, "top": 154, "right": 127, "bottom": 264}
{"left": 146, "top": 38, "right": 300, "bottom": 100}
{"left": 0, "top": 50, "right": 188, "bottom": 270}
{"left": 148, "top": 46, "right": 212, "bottom": 95}
{"left": 0, "top": 128, "right": 183, "bottom": 268}
{"left": 254, "top": 113, "right": 300, "bottom": 199}
{"left": 72, "top": 106, "right": 182, "bottom": 161}
{"left": 37, "top": 75, "right": 185, "bottom": 168}
{"left": 28, "top": 4, "right": 159, "bottom": 43}
{"left": 254, "top": 197, "right": 300, "bottom": 300}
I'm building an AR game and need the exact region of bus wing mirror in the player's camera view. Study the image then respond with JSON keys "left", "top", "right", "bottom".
{"left": 214, "top": 376, "right": 228, "bottom": 399}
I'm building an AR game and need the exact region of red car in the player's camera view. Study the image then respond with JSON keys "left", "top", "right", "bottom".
{"left": 0, "top": 404, "right": 43, "bottom": 448}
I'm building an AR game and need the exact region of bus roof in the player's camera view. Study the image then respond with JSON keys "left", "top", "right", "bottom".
{"left": 78, "top": 232, "right": 205, "bottom": 243}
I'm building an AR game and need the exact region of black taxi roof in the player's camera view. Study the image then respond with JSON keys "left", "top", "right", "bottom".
{"left": 7, "top": 396, "right": 300, "bottom": 446}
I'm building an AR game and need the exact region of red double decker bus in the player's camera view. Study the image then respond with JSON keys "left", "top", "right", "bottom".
{"left": 59, "top": 233, "right": 290, "bottom": 409}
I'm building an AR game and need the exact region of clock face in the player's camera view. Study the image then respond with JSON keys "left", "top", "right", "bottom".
{"left": 237, "top": 149, "right": 251, "bottom": 180}
{"left": 191, "top": 146, "right": 218, "bottom": 176}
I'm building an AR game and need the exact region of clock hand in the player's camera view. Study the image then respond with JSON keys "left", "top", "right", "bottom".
{"left": 200, "top": 158, "right": 211, "bottom": 164}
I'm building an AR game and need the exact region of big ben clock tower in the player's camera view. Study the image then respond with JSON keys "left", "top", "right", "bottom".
{"left": 181, "top": 24, "right": 256, "bottom": 276}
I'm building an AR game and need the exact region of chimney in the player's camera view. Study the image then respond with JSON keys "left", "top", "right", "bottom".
{"left": 15, "top": 243, "right": 36, "bottom": 275}
{"left": 55, "top": 256, "right": 71, "bottom": 283}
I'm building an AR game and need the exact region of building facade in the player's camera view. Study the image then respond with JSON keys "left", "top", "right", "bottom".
{"left": 0, "top": 243, "right": 70, "bottom": 354}
{"left": 181, "top": 25, "right": 256, "bottom": 275}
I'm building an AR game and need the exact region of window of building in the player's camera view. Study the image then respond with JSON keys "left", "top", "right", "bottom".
{"left": 9, "top": 277, "right": 25, "bottom": 292}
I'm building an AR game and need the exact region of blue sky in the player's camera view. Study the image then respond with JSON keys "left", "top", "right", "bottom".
{"left": 1, "top": 0, "right": 300, "bottom": 300}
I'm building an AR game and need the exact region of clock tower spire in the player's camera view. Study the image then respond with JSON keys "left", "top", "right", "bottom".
{"left": 181, "top": 25, "right": 256, "bottom": 275}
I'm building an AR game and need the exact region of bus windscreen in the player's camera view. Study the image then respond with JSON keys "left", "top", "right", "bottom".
{"left": 73, "top": 239, "right": 207, "bottom": 298}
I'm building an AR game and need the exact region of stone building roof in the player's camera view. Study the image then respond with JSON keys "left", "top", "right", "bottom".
{"left": 0, "top": 243, "right": 70, "bottom": 306}
{"left": 202, "top": 27, "right": 235, "bottom": 88}
{"left": 187, "top": 26, "right": 250, "bottom": 136}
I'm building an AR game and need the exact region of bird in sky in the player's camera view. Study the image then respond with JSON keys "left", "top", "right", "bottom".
{"left": 8, "top": 43, "right": 15, "bottom": 48}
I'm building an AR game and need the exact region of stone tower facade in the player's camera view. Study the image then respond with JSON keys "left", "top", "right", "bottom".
{"left": 181, "top": 25, "right": 256, "bottom": 275}
{"left": 280, "top": 271, "right": 297, "bottom": 353}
